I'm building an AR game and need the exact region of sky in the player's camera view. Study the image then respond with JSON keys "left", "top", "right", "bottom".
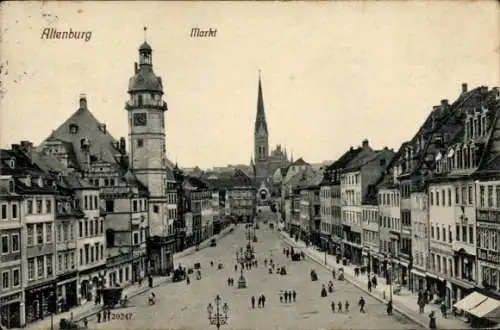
{"left": 1, "top": 1, "right": 498, "bottom": 168}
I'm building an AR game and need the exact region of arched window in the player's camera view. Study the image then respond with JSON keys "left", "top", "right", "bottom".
{"left": 138, "top": 94, "right": 143, "bottom": 106}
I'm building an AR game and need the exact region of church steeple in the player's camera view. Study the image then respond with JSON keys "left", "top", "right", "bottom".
{"left": 255, "top": 71, "right": 268, "bottom": 136}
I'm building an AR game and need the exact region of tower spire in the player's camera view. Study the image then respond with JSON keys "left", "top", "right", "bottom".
{"left": 144, "top": 26, "right": 148, "bottom": 42}
{"left": 255, "top": 71, "right": 268, "bottom": 135}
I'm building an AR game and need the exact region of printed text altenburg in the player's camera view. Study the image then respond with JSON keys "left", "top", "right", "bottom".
{"left": 41, "top": 28, "right": 92, "bottom": 42}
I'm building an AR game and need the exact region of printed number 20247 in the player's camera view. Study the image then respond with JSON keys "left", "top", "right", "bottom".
{"left": 111, "top": 312, "right": 134, "bottom": 321}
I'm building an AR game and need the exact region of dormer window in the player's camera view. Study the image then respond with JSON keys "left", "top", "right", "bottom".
{"left": 9, "top": 158, "right": 15, "bottom": 169}
{"left": 69, "top": 124, "right": 79, "bottom": 134}
{"left": 37, "top": 177, "right": 43, "bottom": 187}
{"left": 25, "top": 175, "right": 31, "bottom": 187}
{"left": 8, "top": 180, "right": 14, "bottom": 193}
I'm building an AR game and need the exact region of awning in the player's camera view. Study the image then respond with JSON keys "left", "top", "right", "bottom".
{"left": 411, "top": 268, "right": 426, "bottom": 278}
{"left": 453, "top": 292, "right": 488, "bottom": 312}
{"left": 468, "top": 297, "right": 500, "bottom": 319}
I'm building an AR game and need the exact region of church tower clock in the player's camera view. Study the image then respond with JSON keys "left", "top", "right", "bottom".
{"left": 125, "top": 36, "right": 168, "bottom": 236}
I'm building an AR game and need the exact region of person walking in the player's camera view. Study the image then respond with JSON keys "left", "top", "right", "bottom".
{"left": 261, "top": 294, "right": 266, "bottom": 308}
{"left": 358, "top": 296, "right": 366, "bottom": 313}
{"left": 288, "top": 291, "right": 293, "bottom": 303}
{"left": 97, "top": 311, "right": 101, "bottom": 323}
{"left": 284, "top": 291, "right": 288, "bottom": 303}
{"left": 227, "top": 278, "right": 231, "bottom": 286}
{"left": 107, "top": 308, "right": 111, "bottom": 321}
{"left": 292, "top": 290, "right": 296, "bottom": 302}
{"left": 418, "top": 299, "right": 425, "bottom": 314}
{"left": 337, "top": 301, "right": 343, "bottom": 312}
{"left": 331, "top": 301, "right": 335, "bottom": 312}
{"left": 368, "top": 280, "right": 372, "bottom": 292}
{"left": 258, "top": 296, "right": 262, "bottom": 308}
{"left": 235, "top": 264, "right": 238, "bottom": 272}
{"left": 102, "top": 309, "right": 107, "bottom": 322}
{"left": 279, "top": 293, "right": 283, "bottom": 303}
{"left": 429, "top": 311, "right": 437, "bottom": 329}
{"left": 440, "top": 302, "right": 447, "bottom": 318}
{"left": 387, "top": 300, "right": 393, "bottom": 315}
{"left": 345, "top": 300, "right": 350, "bottom": 312}
{"left": 372, "top": 275, "right": 377, "bottom": 289}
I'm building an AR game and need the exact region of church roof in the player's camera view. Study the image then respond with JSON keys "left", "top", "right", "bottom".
{"left": 128, "top": 66, "right": 163, "bottom": 93}
{"left": 139, "top": 41, "right": 152, "bottom": 52}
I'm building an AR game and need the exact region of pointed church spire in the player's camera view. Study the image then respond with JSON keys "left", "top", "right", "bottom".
{"left": 255, "top": 71, "right": 268, "bottom": 135}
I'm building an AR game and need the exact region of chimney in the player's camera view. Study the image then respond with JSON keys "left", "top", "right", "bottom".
{"left": 79, "top": 94, "right": 87, "bottom": 109}
{"left": 461, "top": 83, "right": 468, "bottom": 94}
{"left": 20, "top": 141, "right": 33, "bottom": 159}
{"left": 362, "top": 139, "right": 369, "bottom": 149}
{"left": 350, "top": 146, "right": 354, "bottom": 151}
{"left": 119, "top": 137, "right": 126, "bottom": 152}
{"left": 11, "top": 144, "right": 20, "bottom": 151}
{"left": 134, "top": 62, "right": 138, "bottom": 74}
{"left": 441, "top": 99, "right": 449, "bottom": 112}
{"left": 98, "top": 123, "right": 107, "bottom": 134}
{"left": 481, "top": 86, "right": 488, "bottom": 94}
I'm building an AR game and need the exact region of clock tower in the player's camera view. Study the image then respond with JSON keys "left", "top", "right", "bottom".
{"left": 126, "top": 36, "right": 168, "bottom": 236}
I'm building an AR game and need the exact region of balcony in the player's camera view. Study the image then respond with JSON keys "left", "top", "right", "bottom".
{"left": 452, "top": 240, "right": 475, "bottom": 256}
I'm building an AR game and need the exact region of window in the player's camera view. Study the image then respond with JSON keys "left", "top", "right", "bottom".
{"left": 28, "top": 258, "right": 35, "bottom": 280}
{"left": 1, "top": 204, "right": 6, "bottom": 219}
{"left": 469, "top": 186, "right": 473, "bottom": 205}
{"left": 37, "top": 256, "right": 44, "bottom": 278}
{"left": 133, "top": 200, "right": 138, "bottom": 212}
{"left": 70, "top": 252, "right": 75, "bottom": 269}
{"left": 64, "top": 253, "right": 69, "bottom": 270}
{"left": 46, "top": 200, "right": 52, "bottom": 213}
{"left": 431, "top": 225, "right": 435, "bottom": 239}
{"left": 436, "top": 191, "right": 440, "bottom": 206}
{"left": 436, "top": 226, "right": 440, "bottom": 240}
{"left": 85, "top": 221, "right": 88, "bottom": 237}
{"left": 58, "top": 255, "right": 63, "bottom": 271}
{"left": 1, "top": 236, "right": 8, "bottom": 254}
{"left": 137, "top": 139, "right": 144, "bottom": 147}
{"left": 469, "top": 225, "right": 474, "bottom": 244}
{"left": 80, "top": 249, "right": 83, "bottom": 265}
{"left": 100, "top": 220, "right": 103, "bottom": 234}
{"left": 84, "top": 196, "right": 88, "bottom": 210}
{"left": 11, "top": 233, "right": 19, "bottom": 252}
{"left": 442, "top": 190, "right": 446, "bottom": 206}
{"left": 442, "top": 226, "right": 446, "bottom": 242}
{"left": 11, "top": 204, "right": 17, "bottom": 219}
{"left": 105, "top": 200, "right": 114, "bottom": 212}
{"left": 12, "top": 269, "right": 20, "bottom": 287}
{"left": 455, "top": 187, "right": 460, "bottom": 204}
{"left": 153, "top": 205, "right": 159, "bottom": 213}
{"left": 27, "top": 200, "right": 33, "bottom": 214}
{"left": 36, "top": 224, "right": 43, "bottom": 244}
{"left": 79, "top": 221, "right": 83, "bottom": 238}
{"left": 36, "top": 199, "right": 42, "bottom": 213}
{"left": 430, "top": 192, "right": 434, "bottom": 205}
{"left": 94, "top": 196, "right": 98, "bottom": 209}
{"left": 45, "top": 223, "right": 52, "bottom": 243}
{"left": 480, "top": 186, "right": 485, "bottom": 207}
{"left": 462, "top": 225, "right": 467, "bottom": 242}
{"left": 488, "top": 186, "right": 494, "bottom": 207}
{"left": 89, "top": 220, "right": 93, "bottom": 236}
{"left": 27, "top": 224, "right": 34, "bottom": 246}
{"left": 448, "top": 189, "right": 452, "bottom": 206}
{"left": 46, "top": 255, "right": 53, "bottom": 276}
{"left": 2, "top": 271, "right": 9, "bottom": 289}
{"left": 100, "top": 245, "right": 104, "bottom": 260}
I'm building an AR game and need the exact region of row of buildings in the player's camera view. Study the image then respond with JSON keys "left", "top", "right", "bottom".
{"left": 0, "top": 39, "right": 238, "bottom": 328}
{"left": 275, "top": 83, "right": 500, "bottom": 321}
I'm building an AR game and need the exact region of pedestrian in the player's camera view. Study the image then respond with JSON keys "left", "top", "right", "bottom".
{"left": 107, "top": 309, "right": 111, "bottom": 321}
{"left": 429, "top": 311, "right": 437, "bottom": 329}
{"left": 280, "top": 293, "right": 283, "bottom": 303}
{"left": 368, "top": 280, "right": 372, "bottom": 292}
{"left": 261, "top": 294, "right": 266, "bottom": 308}
{"left": 332, "top": 269, "right": 336, "bottom": 279}
{"left": 102, "top": 309, "right": 107, "bottom": 322}
{"left": 235, "top": 264, "right": 237, "bottom": 272}
{"left": 288, "top": 290, "right": 292, "bottom": 302}
{"left": 345, "top": 300, "right": 350, "bottom": 312}
{"left": 97, "top": 311, "right": 101, "bottom": 323}
{"left": 337, "top": 301, "right": 343, "bottom": 312}
{"left": 440, "top": 302, "right": 447, "bottom": 318}
{"left": 387, "top": 300, "right": 393, "bottom": 315}
{"left": 292, "top": 290, "right": 296, "bottom": 302}
{"left": 186, "top": 276, "right": 190, "bottom": 285}
{"left": 419, "top": 299, "right": 425, "bottom": 314}
{"left": 264, "top": 258, "right": 267, "bottom": 267}
{"left": 372, "top": 275, "right": 377, "bottom": 289}
{"left": 228, "top": 278, "right": 231, "bottom": 286}
{"left": 257, "top": 296, "right": 262, "bottom": 308}
{"left": 331, "top": 301, "right": 335, "bottom": 312}
{"left": 83, "top": 318, "right": 88, "bottom": 328}
{"left": 358, "top": 297, "right": 366, "bottom": 313}
{"left": 251, "top": 296, "right": 256, "bottom": 309}
{"left": 284, "top": 291, "right": 288, "bottom": 303}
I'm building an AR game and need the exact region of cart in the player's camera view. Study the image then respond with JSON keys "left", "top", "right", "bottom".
{"left": 59, "top": 318, "right": 87, "bottom": 330}
{"left": 173, "top": 268, "right": 186, "bottom": 282}
{"left": 102, "top": 287, "right": 124, "bottom": 308}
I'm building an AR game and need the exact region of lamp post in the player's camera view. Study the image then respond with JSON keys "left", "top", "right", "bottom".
{"left": 207, "top": 294, "right": 229, "bottom": 330}
{"left": 321, "top": 237, "right": 327, "bottom": 265}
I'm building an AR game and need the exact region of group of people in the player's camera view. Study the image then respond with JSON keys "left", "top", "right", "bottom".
{"left": 227, "top": 277, "right": 236, "bottom": 286}
{"left": 330, "top": 297, "right": 366, "bottom": 313}
{"left": 251, "top": 294, "right": 267, "bottom": 308}
{"left": 96, "top": 308, "right": 112, "bottom": 323}
{"left": 279, "top": 290, "right": 297, "bottom": 303}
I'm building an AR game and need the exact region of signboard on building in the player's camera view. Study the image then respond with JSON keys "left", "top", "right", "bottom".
{"left": 477, "top": 210, "right": 500, "bottom": 224}
{"left": 478, "top": 248, "right": 500, "bottom": 264}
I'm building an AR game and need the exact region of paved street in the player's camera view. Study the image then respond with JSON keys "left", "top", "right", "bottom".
{"left": 85, "top": 225, "right": 423, "bottom": 330}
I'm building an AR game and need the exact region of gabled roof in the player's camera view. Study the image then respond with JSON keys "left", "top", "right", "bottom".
{"left": 326, "top": 147, "right": 363, "bottom": 171}
{"left": 291, "top": 157, "right": 309, "bottom": 166}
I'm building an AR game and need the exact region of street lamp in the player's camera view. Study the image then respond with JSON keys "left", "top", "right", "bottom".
{"left": 207, "top": 294, "right": 230, "bottom": 330}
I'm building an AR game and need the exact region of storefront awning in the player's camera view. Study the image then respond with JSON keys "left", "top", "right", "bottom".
{"left": 411, "top": 268, "right": 426, "bottom": 278}
{"left": 453, "top": 292, "right": 488, "bottom": 312}
{"left": 468, "top": 297, "right": 500, "bottom": 319}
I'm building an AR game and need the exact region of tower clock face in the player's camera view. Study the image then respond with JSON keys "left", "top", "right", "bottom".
{"left": 133, "top": 113, "right": 147, "bottom": 126}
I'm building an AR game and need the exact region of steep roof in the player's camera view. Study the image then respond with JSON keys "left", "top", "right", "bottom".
{"left": 41, "top": 97, "right": 123, "bottom": 169}
{"left": 326, "top": 147, "right": 364, "bottom": 171}
{"left": 200, "top": 168, "right": 253, "bottom": 190}
{"left": 291, "top": 157, "right": 310, "bottom": 166}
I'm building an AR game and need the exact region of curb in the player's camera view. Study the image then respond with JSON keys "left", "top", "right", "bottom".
{"left": 276, "top": 232, "right": 430, "bottom": 330}
{"left": 71, "top": 226, "right": 236, "bottom": 324}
